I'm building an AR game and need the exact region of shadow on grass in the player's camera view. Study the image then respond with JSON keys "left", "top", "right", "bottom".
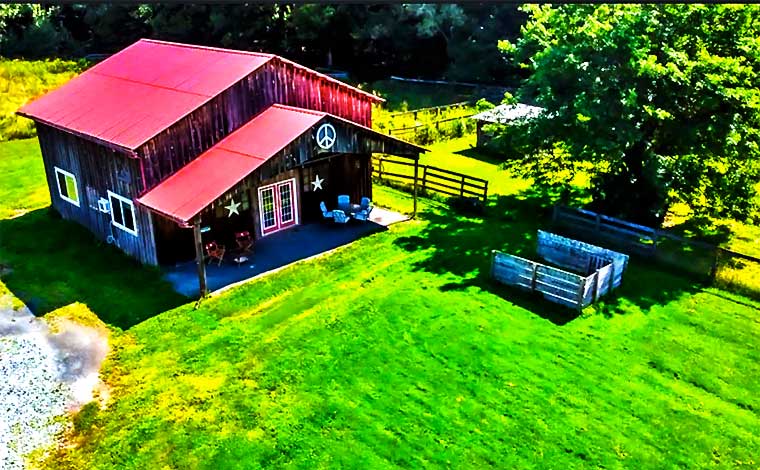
{"left": 394, "top": 186, "right": 704, "bottom": 325}
{"left": 0, "top": 208, "right": 187, "bottom": 329}
{"left": 452, "top": 144, "right": 507, "bottom": 166}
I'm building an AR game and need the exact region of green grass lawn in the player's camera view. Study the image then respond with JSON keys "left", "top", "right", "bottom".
{"left": 0, "top": 138, "right": 51, "bottom": 219}
{"left": 2, "top": 136, "right": 760, "bottom": 468}
{"left": 45, "top": 190, "right": 760, "bottom": 469}
{"left": 367, "top": 79, "right": 475, "bottom": 111}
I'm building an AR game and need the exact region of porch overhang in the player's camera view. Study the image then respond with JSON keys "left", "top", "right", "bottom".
{"left": 137, "top": 104, "right": 424, "bottom": 225}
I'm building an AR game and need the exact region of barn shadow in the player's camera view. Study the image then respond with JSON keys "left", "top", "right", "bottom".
{"left": 393, "top": 186, "right": 704, "bottom": 325}
{"left": 0, "top": 208, "right": 187, "bottom": 329}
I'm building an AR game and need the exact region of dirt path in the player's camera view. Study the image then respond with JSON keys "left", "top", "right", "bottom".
{"left": 0, "top": 302, "right": 108, "bottom": 470}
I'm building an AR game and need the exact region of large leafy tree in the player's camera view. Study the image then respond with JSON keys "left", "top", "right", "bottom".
{"left": 498, "top": 4, "right": 760, "bottom": 224}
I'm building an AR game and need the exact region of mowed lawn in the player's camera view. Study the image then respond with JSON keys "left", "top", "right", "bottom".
{"left": 2, "top": 138, "right": 760, "bottom": 468}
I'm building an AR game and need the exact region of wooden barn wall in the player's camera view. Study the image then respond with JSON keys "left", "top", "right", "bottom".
{"left": 36, "top": 124, "right": 158, "bottom": 265}
{"left": 255, "top": 59, "right": 373, "bottom": 128}
{"left": 135, "top": 78, "right": 265, "bottom": 191}
{"left": 136, "top": 61, "right": 376, "bottom": 192}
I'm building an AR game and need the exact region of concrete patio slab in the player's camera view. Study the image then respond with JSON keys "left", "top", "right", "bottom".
{"left": 163, "top": 207, "right": 408, "bottom": 297}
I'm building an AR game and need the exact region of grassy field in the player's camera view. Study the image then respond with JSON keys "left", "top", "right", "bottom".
{"left": 2, "top": 136, "right": 760, "bottom": 468}
{"left": 0, "top": 138, "right": 51, "bottom": 219}
{"left": 0, "top": 59, "right": 85, "bottom": 141}
{"left": 40, "top": 188, "right": 760, "bottom": 469}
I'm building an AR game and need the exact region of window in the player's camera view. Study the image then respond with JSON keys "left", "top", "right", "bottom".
{"left": 54, "top": 167, "right": 80, "bottom": 207}
{"left": 107, "top": 190, "right": 138, "bottom": 236}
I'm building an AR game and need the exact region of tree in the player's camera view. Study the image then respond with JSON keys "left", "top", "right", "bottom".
{"left": 498, "top": 5, "right": 760, "bottom": 224}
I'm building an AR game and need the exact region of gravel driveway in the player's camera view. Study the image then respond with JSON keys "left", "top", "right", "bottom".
{"left": 0, "top": 303, "right": 108, "bottom": 470}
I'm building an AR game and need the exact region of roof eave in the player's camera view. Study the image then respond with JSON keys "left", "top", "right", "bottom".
{"left": 16, "top": 111, "right": 137, "bottom": 154}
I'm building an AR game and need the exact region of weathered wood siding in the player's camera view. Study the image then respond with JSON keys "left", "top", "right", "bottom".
{"left": 537, "top": 230, "right": 628, "bottom": 283}
{"left": 491, "top": 231, "right": 629, "bottom": 311}
{"left": 135, "top": 61, "right": 376, "bottom": 192}
{"left": 36, "top": 123, "right": 158, "bottom": 265}
{"left": 256, "top": 59, "right": 373, "bottom": 127}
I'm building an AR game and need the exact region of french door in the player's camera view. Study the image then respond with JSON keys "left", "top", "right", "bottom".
{"left": 258, "top": 178, "right": 298, "bottom": 236}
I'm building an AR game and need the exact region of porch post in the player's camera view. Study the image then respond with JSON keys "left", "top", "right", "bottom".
{"left": 193, "top": 218, "right": 208, "bottom": 298}
{"left": 412, "top": 156, "right": 419, "bottom": 218}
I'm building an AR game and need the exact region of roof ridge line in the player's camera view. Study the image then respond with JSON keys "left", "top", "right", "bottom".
{"left": 88, "top": 70, "right": 211, "bottom": 98}
{"left": 139, "top": 38, "right": 275, "bottom": 60}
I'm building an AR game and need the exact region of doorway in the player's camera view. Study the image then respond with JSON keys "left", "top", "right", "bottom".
{"left": 258, "top": 178, "right": 298, "bottom": 236}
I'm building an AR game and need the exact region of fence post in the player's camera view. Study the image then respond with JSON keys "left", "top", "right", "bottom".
{"left": 490, "top": 250, "right": 497, "bottom": 279}
{"left": 576, "top": 276, "right": 587, "bottom": 312}
{"left": 378, "top": 158, "right": 384, "bottom": 181}
{"left": 460, "top": 175, "right": 465, "bottom": 197}
{"left": 609, "top": 262, "right": 615, "bottom": 292}
{"left": 412, "top": 158, "right": 420, "bottom": 218}
{"left": 552, "top": 205, "right": 559, "bottom": 224}
{"left": 591, "top": 271, "right": 599, "bottom": 302}
{"left": 710, "top": 248, "right": 720, "bottom": 279}
{"left": 421, "top": 166, "right": 428, "bottom": 193}
{"left": 483, "top": 181, "right": 488, "bottom": 204}
{"left": 530, "top": 263, "right": 539, "bottom": 292}
{"left": 595, "top": 214, "right": 601, "bottom": 232}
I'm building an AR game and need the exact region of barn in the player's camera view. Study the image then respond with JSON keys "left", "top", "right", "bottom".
{"left": 17, "top": 39, "right": 424, "bottom": 294}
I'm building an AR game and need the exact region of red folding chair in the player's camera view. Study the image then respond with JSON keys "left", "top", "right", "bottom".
{"left": 205, "top": 241, "right": 226, "bottom": 266}
{"left": 235, "top": 231, "right": 254, "bottom": 255}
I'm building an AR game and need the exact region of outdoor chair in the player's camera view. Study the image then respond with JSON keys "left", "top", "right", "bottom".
{"left": 235, "top": 231, "right": 254, "bottom": 255}
{"left": 337, "top": 194, "right": 351, "bottom": 213}
{"left": 354, "top": 197, "right": 374, "bottom": 221}
{"left": 205, "top": 241, "right": 226, "bottom": 266}
{"left": 332, "top": 209, "right": 349, "bottom": 224}
{"left": 320, "top": 201, "right": 334, "bottom": 220}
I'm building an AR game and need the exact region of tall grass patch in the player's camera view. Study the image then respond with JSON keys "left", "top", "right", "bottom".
{"left": 1, "top": 58, "right": 85, "bottom": 141}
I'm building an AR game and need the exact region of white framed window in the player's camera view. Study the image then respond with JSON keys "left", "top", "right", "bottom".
{"left": 54, "top": 167, "right": 80, "bottom": 207}
{"left": 107, "top": 190, "right": 138, "bottom": 236}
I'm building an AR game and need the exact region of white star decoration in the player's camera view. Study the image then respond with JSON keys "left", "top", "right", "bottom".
{"left": 225, "top": 199, "right": 241, "bottom": 217}
{"left": 311, "top": 174, "right": 324, "bottom": 191}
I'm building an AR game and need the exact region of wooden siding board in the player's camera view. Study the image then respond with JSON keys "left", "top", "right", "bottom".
{"left": 37, "top": 123, "right": 158, "bottom": 265}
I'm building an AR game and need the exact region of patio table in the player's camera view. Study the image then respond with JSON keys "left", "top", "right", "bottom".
{"left": 347, "top": 204, "right": 362, "bottom": 216}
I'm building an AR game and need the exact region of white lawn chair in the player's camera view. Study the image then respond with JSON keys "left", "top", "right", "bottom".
{"left": 337, "top": 194, "right": 351, "bottom": 213}
{"left": 332, "top": 209, "right": 349, "bottom": 224}
{"left": 354, "top": 197, "right": 374, "bottom": 221}
{"left": 320, "top": 201, "right": 333, "bottom": 220}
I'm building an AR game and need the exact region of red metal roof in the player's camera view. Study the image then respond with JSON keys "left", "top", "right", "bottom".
{"left": 18, "top": 39, "right": 272, "bottom": 150}
{"left": 137, "top": 105, "right": 325, "bottom": 223}
{"left": 17, "top": 39, "right": 381, "bottom": 151}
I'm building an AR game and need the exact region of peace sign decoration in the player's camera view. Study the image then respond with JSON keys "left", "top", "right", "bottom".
{"left": 316, "top": 123, "right": 337, "bottom": 150}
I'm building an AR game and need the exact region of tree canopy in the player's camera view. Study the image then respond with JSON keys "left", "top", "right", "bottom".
{"left": 0, "top": 3, "right": 524, "bottom": 84}
{"left": 497, "top": 4, "right": 760, "bottom": 224}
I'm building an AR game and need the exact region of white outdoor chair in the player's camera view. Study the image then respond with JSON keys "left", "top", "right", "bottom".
{"left": 354, "top": 197, "right": 374, "bottom": 221}
{"left": 332, "top": 209, "right": 349, "bottom": 224}
{"left": 320, "top": 201, "right": 333, "bottom": 220}
{"left": 337, "top": 194, "right": 351, "bottom": 212}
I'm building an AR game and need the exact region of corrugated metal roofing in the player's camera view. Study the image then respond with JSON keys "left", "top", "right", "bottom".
{"left": 17, "top": 39, "right": 381, "bottom": 151}
{"left": 136, "top": 104, "right": 325, "bottom": 223}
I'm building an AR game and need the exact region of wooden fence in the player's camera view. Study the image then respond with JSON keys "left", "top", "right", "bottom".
{"left": 387, "top": 114, "right": 476, "bottom": 137}
{"left": 551, "top": 206, "right": 760, "bottom": 298}
{"left": 388, "top": 101, "right": 471, "bottom": 119}
{"left": 372, "top": 156, "right": 488, "bottom": 203}
{"left": 491, "top": 231, "right": 629, "bottom": 311}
